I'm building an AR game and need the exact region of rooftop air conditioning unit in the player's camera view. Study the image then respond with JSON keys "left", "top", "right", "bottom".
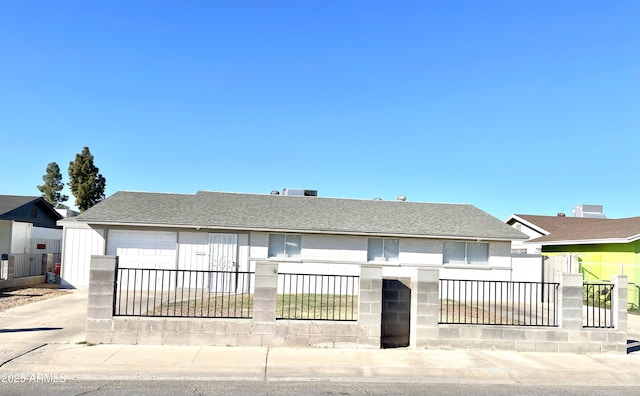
{"left": 282, "top": 188, "right": 317, "bottom": 197}
{"left": 573, "top": 204, "right": 606, "bottom": 218}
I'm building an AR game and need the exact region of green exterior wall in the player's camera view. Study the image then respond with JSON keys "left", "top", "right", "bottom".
{"left": 542, "top": 241, "right": 640, "bottom": 308}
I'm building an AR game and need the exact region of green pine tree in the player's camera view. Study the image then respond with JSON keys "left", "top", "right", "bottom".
{"left": 37, "top": 162, "right": 69, "bottom": 209}
{"left": 68, "top": 147, "right": 106, "bottom": 212}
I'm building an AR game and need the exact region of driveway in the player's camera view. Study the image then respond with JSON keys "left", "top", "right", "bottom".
{"left": 0, "top": 289, "right": 88, "bottom": 365}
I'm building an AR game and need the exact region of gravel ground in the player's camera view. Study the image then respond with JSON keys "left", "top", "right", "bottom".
{"left": 0, "top": 284, "right": 70, "bottom": 312}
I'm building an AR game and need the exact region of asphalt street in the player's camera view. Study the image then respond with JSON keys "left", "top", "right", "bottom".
{"left": 2, "top": 289, "right": 640, "bottom": 394}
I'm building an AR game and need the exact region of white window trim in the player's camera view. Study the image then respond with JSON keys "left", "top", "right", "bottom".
{"left": 367, "top": 238, "right": 399, "bottom": 262}
{"left": 443, "top": 241, "right": 489, "bottom": 265}
{"left": 268, "top": 233, "right": 302, "bottom": 259}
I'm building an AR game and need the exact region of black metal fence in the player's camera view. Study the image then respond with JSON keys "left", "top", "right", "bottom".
{"left": 583, "top": 282, "right": 614, "bottom": 328}
{"left": 277, "top": 273, "right": 359, "bottom": 321}
{"left": 439, "top": 279, "right": 559, "bottom": 326}
{"left": 114, "top": 267, "right": 254, "bottom": 318}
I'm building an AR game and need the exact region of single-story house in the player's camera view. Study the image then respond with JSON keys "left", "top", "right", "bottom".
{"left": 506, "top": 212, "right": 640, "bottom": 287}
{"left": 59, "top": 190, "right": 529, "bottom": 289}
{"left": 0, "top": 195, "right": 63, "bottom": 256}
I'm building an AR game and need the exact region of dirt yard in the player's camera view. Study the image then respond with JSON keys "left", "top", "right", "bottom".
{"left": 0, "top": 284, "right": 70, "bottom": 312}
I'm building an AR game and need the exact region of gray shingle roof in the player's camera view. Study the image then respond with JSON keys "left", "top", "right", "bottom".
{"left": 0, "top": 195, "right": 42, "bottom": 216}
{"left": 63, "top": 190, "right": 528, "bottom": 241}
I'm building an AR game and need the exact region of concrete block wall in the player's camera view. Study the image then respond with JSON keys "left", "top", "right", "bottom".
{"left": 86, "top": 256, "right": 628, "bottom": 353}
{"left": 87, "top": 257, "right": 376, "bottom": 348}
{"left": 433, "top": 272, "right": 628, "bottom": 354}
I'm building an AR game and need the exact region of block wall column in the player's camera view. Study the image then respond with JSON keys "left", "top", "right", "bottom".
{"left": 250, "top": 261, "right": 278, "bottom": 346}
{"left": 86, "top": 255, "right": 117, "bottom": 344}
{"left": 358, "top": 265, "right": 382, "bottom": 348}
{"left": 559, "top": 272, "right": 583, "bottom": 331}
{"left": 411, "top": 268, "right": 439, "bottom": 349}
{"left": 612, "top": 275, "right": 628, "bottom": 333}
{"left": 610, "top": 275, "right": 629, "bottom": 353}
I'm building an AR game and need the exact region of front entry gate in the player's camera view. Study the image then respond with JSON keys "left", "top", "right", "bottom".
{"left": 381, "top": 279, "right": 411, "bottom": 348}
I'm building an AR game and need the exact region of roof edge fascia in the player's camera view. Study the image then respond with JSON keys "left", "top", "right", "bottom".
{"left": 533, "top": 238, "right": 635, "bottom": 246}
{"left": 64, "top": 220, "right": 522, "bottom": 242}
{"left": 506, "top": 214, "right": 551, "bottom": 236}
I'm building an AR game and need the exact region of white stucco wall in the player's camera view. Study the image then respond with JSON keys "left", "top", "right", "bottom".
{"left": 0, "top": 221, "right": 61, "bottom": 255}
{"left": 62, "top": 225, "right": 519, "bottom": 288}
{"left": 10, "top": 222, "right": 31, "bottom": 254}
{"left": 511, "top": 254, "right": 543, "bottom": 282}
{"left": 249, "top": 231, "right": 513, "bottom": 279}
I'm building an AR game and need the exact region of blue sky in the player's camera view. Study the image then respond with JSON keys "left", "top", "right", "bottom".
{"left": 1, "top": 1, "right": 638, "bottom": 220}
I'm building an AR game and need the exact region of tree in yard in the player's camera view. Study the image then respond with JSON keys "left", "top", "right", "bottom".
{"left": 68, "top": 146, "right": 106, "bottom": 212}
{"left": 37, "top": 162, "right": 69, "bottom": 209}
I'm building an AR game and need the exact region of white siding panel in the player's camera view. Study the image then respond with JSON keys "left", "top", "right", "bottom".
{"left": 107, "top": 230, "right": 176, "bottom": 270}
{"left": 60, "top": 227, "right": 105, "bottom": 288}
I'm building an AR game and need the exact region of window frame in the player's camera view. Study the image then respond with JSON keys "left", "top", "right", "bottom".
{"left": 367, "top": 238, "right": 399, "bottom": 262}
{"left": 268, "top": 233, "right": 302, "bottom": 259}
{"left": 443, "top": 241, "right": 489, "bottom": 265}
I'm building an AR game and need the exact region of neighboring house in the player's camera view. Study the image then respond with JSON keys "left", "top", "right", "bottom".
{"left": 58, "top": 190, "right": 529, "bottom": 288}
{"left": 0, "top": 195, "right": 63, "bottom": 256}
{"left": 506, "top": 212, "right": 640, "bottom": 289}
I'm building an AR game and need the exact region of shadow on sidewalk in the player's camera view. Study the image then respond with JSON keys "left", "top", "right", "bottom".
{"left": 0, "top": 327, "right": 62, "bottom": 333}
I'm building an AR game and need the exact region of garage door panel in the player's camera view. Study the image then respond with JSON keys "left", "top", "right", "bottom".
{"left": 108, "top": 230, "right": 177, "bottom": 270}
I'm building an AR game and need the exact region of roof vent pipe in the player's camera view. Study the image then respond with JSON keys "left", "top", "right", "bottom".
{"left": 396, "top": 195, "right": 406, "bottom": 202}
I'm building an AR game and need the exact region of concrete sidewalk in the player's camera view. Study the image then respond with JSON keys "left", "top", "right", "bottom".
{"left": 2, "top": 289, "right": 640, "bottom": 386}
{"left": 2, "top": 343, "right": 640, "bottom": 386}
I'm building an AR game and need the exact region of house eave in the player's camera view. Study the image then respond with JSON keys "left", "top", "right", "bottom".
{"left": 63, "top": 220, "right": 520, "bottom": 242}
{"left": 533, "top": 237, "right": 637, "bottom": 246}
{"left": 505, "top": 214, "right": 550, "bottom": 236}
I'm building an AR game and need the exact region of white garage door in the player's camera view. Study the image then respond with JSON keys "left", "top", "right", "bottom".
{"left": 107, "top": 230, "right": 177, "bottom": 270}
